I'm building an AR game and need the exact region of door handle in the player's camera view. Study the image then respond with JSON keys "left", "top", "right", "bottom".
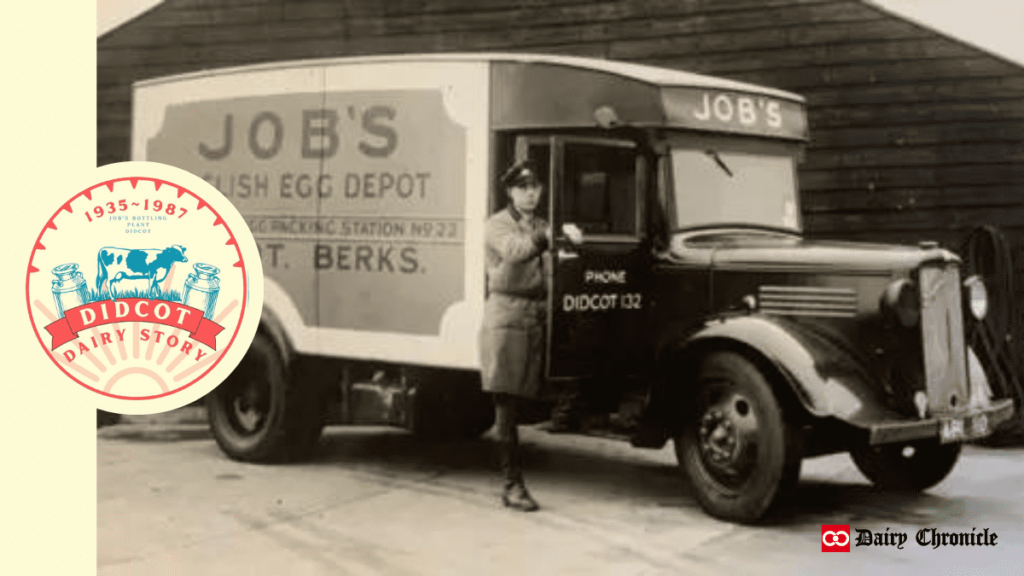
{"left": 557, "top": 249, "right": 579, "bottom": 261}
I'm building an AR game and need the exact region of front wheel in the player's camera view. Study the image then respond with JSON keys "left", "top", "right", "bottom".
{"left": 675, "top": 351, "right": 801, "bottom": 524}
{"left": 207, "top": 333, "right": 325, "bottom": 462}
{"left": 850, "top": 440, "right": 961, "bottom": 491}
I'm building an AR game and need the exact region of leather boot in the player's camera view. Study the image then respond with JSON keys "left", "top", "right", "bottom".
{"left": 502, "top": 481, "right": 540, "bottom": 512}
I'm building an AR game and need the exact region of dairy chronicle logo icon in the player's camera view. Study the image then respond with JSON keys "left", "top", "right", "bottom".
{"left": 25, "top": 162, "right": 263, "bottom": 415}
{"left": 822, "top": 524, "right": 851, "bottom": 552}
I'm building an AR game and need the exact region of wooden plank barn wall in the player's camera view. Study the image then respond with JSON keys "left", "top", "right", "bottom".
{"left": 98, "top": 0, "right": 1024, "bottom": 373}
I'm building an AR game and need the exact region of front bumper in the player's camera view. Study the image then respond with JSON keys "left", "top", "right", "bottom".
{"left": 867, "top": 398, "right": 1015, "bottom": 445}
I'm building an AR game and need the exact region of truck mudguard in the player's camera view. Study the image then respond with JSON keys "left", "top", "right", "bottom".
{"left": 667, "top": 315, "right": 993, "bottom": 432}
{"left": 672, "top": 316, "right": 924, "bottom": 429}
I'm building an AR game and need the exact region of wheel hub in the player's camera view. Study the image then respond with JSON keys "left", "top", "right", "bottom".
{"left": 696, "top": 392, "right": 759, "bottom": 483}
{"left": 228, "top": 375, "right": 269, "bottom": 434}
{"left": 233, "top": 397, "right": 263, "bottom": 432}
{"left": 700, "top": 410, "right": 739, "bottom": 465}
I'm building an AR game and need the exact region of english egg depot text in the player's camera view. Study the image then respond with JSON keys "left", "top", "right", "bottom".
{"left": 203, "top": 170, "right": 431, "bottom": 200}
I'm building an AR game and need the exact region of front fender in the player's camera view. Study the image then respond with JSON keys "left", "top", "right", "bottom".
{"left": 654, "top": 314, "right": 1007, "bottom": 447}
{"left": 675, "top": 315, "right": 885, "bottom": 426}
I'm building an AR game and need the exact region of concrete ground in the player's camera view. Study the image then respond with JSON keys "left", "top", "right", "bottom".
{"left": 99, "top": 408, "right": 1024, "bottom": 575}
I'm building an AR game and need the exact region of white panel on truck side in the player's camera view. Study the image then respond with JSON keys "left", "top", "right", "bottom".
{"left": 133, "top": 60, "right": 489, "bottom": 370}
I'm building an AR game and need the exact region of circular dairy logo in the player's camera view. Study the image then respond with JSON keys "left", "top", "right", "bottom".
{"left": 25, "top": 161, "right": 263, "bottom": 414}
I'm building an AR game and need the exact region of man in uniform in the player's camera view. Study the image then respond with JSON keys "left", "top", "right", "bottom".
{"left": 480, "top": 158, "right": 583, "bottom": 512}
{"left": 479, "top": 159, "right": 550, "bottom": 511}
{"left": 480, "top": 159, "right": 549, "bottom": 511}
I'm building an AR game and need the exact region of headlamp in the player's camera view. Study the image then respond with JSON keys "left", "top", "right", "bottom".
{"left": 963, "top": 275, "right": 988, "bottom": 320}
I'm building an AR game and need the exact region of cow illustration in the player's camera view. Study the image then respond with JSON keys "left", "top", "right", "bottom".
{"left": 96, "top": 245, "right": 188, "bottom": 296}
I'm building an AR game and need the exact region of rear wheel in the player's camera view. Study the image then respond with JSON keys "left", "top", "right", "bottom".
{"left": 675, "top": 351, "right": 801, "bottom": 523}
{"left": 207, "top": 333, "right": 325, "bottom": 462}
{"left": 850, "top": 440, "right": 961, "bottom": 491}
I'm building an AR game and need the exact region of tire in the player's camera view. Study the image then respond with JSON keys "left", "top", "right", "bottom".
{"left": 409, "top": 370, "right": 496, "bottom": 440}
{"left": 850, "top": 440, "right": 961, "bottom": 491}
{"left": 206, "top": 333, "right": 325, "bottom": 462}
{"left": 674, "top": 351, "right": 801, "bottom": 524}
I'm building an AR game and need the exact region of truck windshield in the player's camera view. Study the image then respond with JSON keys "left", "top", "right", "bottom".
{"left": 669, "top": 136, "right": 801, "bottom": 232}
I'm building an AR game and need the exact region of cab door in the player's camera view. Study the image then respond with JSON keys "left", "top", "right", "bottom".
{"left": 518, "top": 136, "right": 649, "bottom": 380}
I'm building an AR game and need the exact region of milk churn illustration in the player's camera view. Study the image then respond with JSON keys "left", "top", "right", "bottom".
{"left": 182, "top": 263, "right": 221, "bottom": 320}
{"left": 51, "top": 263, "right": 89, "bottom": 319}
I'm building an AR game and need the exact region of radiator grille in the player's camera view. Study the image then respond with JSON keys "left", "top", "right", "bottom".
{"left": 757, "top": 285, "right": 857, "bottom": 318}
{"left": 919, "top": 265, "right": 969, "bottom": 414}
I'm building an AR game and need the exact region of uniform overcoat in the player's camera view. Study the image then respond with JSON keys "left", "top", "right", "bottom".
{"left": 479, "top": 206, "right": 550, "bottom": 398}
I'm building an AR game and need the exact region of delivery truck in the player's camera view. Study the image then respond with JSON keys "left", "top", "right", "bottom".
{"left": 133, "top": 53, "right": 1013, "bottom": 523}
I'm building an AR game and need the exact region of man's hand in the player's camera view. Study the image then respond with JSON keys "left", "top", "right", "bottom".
{"left": 562, "top": 223, "right": 584, "bottom": 245}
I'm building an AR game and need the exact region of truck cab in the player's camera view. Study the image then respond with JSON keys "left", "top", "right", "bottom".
{"left": 133, "top": 53, "right": 1014, "bottom": 524}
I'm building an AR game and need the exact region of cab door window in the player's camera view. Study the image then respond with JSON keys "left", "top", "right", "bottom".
{"left": 560, "top": 140, "right": 638, "bottom": 239}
